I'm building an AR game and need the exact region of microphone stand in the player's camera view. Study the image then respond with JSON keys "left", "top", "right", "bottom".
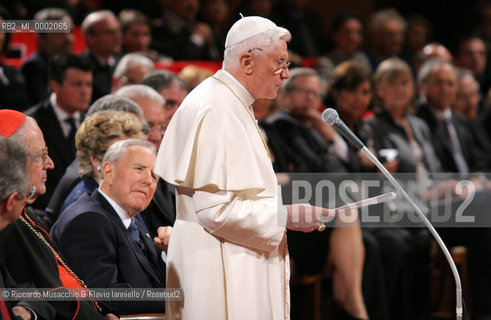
{"left": 361, "top": 146, "right": 463, "bottom": 319}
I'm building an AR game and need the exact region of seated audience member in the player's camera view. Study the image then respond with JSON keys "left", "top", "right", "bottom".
{"left": 453, "top": 34, "right": 490, "bottom": 101}
{"left": 372, "top": 58, "right": 491, "bottom": 319}
{"left": 416, "top": 58, "right": 488, "bottom": 174}
{"left": 263, "top": 68, "right": 389, "bottom": 320}
{"left": 51, "top": 139, "right": 167, "bottom": 315}
{"left": 59, "top": 110, "right": 145, "bottom": 214}
{"left": 141, "top": 70, "right": 188, "bottom": 131}
{"left": 111, "top": 53, "right": 155, "bottom": 92}
{"left": 315, "top": 12, "right": 371, "bottom": 81}
{"left": 115, "top": 84, "right": 165, "bottom": 149}
{"left": 150, "top": 0, "right": 219, "bottom": 60}
{"left": 46, "top": 94, "right": 145, "bottom": 223}
{"left": 80, "top": 10, "right": 122, "bottom": 102}
{"left": 452, "top": 68, "right": 491, "bottom": 168}
{"left": 119, "top": 9, "right": 163, "bottom": 62}
{"left": 368, "top": 58, "right": 442, "bottom": 319}
{"left": 265, "top": 68, "right": 346, "bottom": 172}
{"left": 326, "top": 61, "right": 375, "bottom": 172}
{"left": 402, "top": 15, "right": 433, "bottom": 70}
{"left": 0, "top": 110, "right": 115, "bottom": 319}
{"left": 115, "top": 85, "right": 177, "bottom": 234}
{"left": 197, "top": 0, "right": 231, "bottom": 59}
{"left": 412, "top": 42, "right": 453, "bottom": 75}
{"left": 25, "top": 53, "right": 92, "bottom": 211}
{"left": 0, "top": 136, "right": 52, "bottom": 320}
{"left": 0, "top": 12, "right": 30, "bottom": 110}
{"left": 20, "top": 8, "right": 74, "bottom": 104}
{"left": 178, "top": 65, "right": 213, "bottom": 91}
{"left": 366, "top": 8, "right": 407, "bottom": 70}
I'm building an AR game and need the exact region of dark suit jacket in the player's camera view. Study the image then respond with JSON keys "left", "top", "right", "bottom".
{"left": 368, "top": 111, "right": 443, "bottom": 174}
{"left": 0, "top": 207, "right": 107, "bottom": 319}
{"left": 25, "top": 99, "right": 79, "bottom": 210}
{"left": 20, "top": 52, "right": 49, "bottom": 105}
{"left": 264, "top": 109, "right": 348, "bottom": 173}
{"left": 416, "top": 103, "right": 486, "bottom": 173}
{"left": 45, "top": 159, "right": 81, "bottom": 226}
{"left": 50, "top": 190, "right": 166, "bottom": 315}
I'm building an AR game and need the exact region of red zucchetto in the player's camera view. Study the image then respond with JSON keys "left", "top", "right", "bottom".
{"left": 0, "top": 109, "right": 27, "bottom": 137}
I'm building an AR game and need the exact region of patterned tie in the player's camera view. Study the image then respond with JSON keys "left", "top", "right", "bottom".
{"left": 442, "top": 116, "right": 469, "bottom": 176}
{"left": 128, "top": 220, "right": 145, "bottom": 251}
{"left": 65, "top": 117, "right": 77, "bottom": 158}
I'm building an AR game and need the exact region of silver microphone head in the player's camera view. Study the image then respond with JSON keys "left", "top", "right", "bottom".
{"left": 322, "top": 108, "right": 339, "bottom": 125}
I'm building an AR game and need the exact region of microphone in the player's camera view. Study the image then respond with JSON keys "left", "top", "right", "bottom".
{"left": 322, "top": 107, "right": 464, "bottom": 319}
{"left": 322, "top": 108, "right": 365, "bottom": 150}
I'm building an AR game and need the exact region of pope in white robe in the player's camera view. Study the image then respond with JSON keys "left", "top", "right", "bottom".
{"left": 155, "top": 16, "right": 328, "bottom": 320}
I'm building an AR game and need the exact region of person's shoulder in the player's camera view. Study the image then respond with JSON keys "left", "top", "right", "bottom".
{"left": 24, "top": 99, "right": 52, "bottom": 117}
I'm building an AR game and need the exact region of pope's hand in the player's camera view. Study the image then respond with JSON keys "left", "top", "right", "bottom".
{"left": 154, "top": 226, "right": 173, "bottom": 252}
{"left": 285, "top": 204, "right": 334, "bottom": 232}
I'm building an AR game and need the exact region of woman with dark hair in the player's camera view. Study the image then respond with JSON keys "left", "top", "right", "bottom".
{"left": 316, "top": 12, "right": 371, "bottom": 81}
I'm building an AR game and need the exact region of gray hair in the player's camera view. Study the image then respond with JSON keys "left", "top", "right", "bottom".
{"left": 417, "top": 58, "right": 457, "bottom": 84}
{"left": 86, "top": 94, "right": 144, "bottom": 119}
{"left": 113, "top": 53, "right": 155, "bottom": 79}
{"left": 0, "top": 137, "right": 29, "bottom": 202}
{"left": 9, "top": 117, "right": 35, "bottom": 146}
{"left": 283, "top": 68, "right": 319, "bottom": 91}
{"left": 457, "top": 67, "right": 480, "bottom": 91}
{"left": 115, "top": 84, "right": 165, "bottom": 106}
{"left": 34, "top": 7, "right": 71, "bottom": 21}
{"left": 368, "top": 8, "right": 407, "bottom": 35}
{"left": 223, "top": 28, "right": 291, "bottom": 73}
{"left": 142, "top": 70, "right": 187, "bottom": 93}
{"left": 101, "top": 139, "right": 155, "bottom": 179}
{"left": 81, "top": 10, "right": 117, "bottom": 36}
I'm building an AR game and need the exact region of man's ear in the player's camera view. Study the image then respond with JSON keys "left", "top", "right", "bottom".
{"left": 2, "top": 192, "right": 19, "bottom": 216}
{"left": 102, "top": 161, "right": 114, "bottom": 185}
{"left": 240, "top": 52, "right": 254, "bottom": 75}
{"left": 50, "top": 79, "right": 61, "bottom": 95}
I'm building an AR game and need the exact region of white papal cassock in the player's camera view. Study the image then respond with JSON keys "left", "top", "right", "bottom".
{"left": 154, "top": 69, "right": 290, "bottom": 320}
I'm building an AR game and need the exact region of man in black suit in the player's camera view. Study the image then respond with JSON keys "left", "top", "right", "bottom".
{"left": 416, "top": 58, "right": 491, "bottom": 319}
{"left": 416, "top": 58, "right": 487, "bottom": 174}
{"left": 80, "top": 10, "right": 122, "bottom": 102}
{"left": 51, "top": 139, "right": 167, "bottom": 315}
{"left": 20, "top": 8, "right": 74, "bottom": 105}
{"left": 25, "top": 53, "right": 92, "bottom": 211}
{"left": 0, "top": 110, "right": 113, "bottom": 320}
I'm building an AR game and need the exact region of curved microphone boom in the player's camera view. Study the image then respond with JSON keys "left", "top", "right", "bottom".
{"left": 322, "top": 108, "right": 365, "bottom": 150}
{"left": 322, "top": 108, "right": 464, "bottom": 320}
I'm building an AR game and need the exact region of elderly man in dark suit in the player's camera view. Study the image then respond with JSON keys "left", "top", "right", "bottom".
{"left": 25, "top": 53, "right": 92, "bottom": 211}
{"left": 51, "top": 139, "right": 168, "bottom": 315}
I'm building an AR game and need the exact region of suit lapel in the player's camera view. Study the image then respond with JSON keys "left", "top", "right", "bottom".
{"left": 92, "top": 191, "right": 164, "bottom": 286}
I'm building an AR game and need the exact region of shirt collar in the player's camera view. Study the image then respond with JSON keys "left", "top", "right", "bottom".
{"left": 98, "top": 188, "right": 132, "bottom": 228}
{"left": 50, "top": 92, "right": 81, "bottom": 122}
{"left": 218, "top": 69, "right": 255, "bottom": 110}
{"left": 431, "top": 107, "right": 452, "bottom": 121}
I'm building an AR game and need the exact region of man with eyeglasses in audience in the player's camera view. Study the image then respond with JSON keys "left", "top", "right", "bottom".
{"left": 0, "top": 109, "right": 117, "bottom": 320}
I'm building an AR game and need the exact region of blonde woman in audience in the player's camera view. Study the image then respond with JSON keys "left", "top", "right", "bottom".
{"left": 58, "top": 110, "right": 145, "bottom": 215}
